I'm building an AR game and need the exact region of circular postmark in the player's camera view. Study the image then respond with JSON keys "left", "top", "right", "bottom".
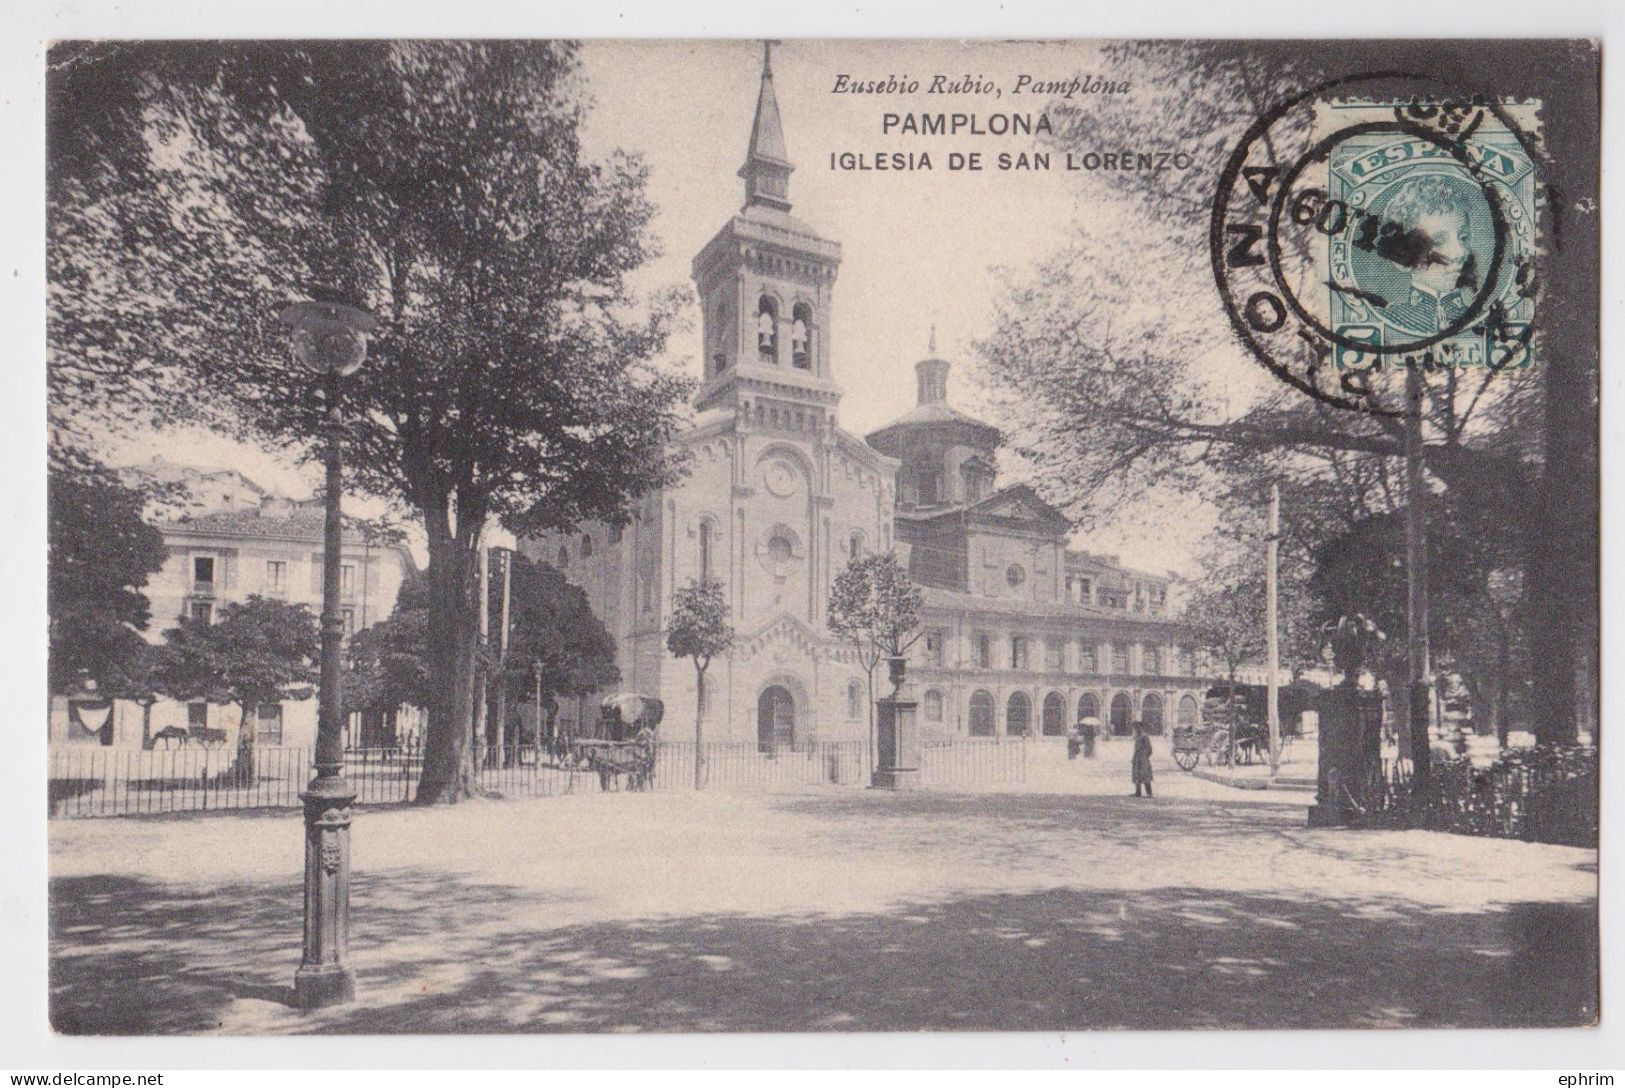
{"left": 1211, "top": 76, "right": 1542, "bottom": 414}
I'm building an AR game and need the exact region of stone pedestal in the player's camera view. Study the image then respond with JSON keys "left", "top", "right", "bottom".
{"left": 872, "top": 695, "right": 920, "bottom": 790}
{"left": 1307, "top": 686, "right": 1383, "bottom": 828}
{"left": 295, "top": 777, "right": 357, "bottom": 1008}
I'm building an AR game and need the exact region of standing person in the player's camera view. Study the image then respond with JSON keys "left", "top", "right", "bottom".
{"left": 1081, "top": 717, "right": 1098, "bottom": 758}
{"left": 1131, "top": 721, "right": 1154, "bottom": 798}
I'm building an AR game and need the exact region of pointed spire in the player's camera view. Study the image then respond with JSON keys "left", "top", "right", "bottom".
{"left": 739, "top": 40, "right": 794, "bottom": 212}
{"left": 928, "top": 323, "right": 937, "bottom": 355}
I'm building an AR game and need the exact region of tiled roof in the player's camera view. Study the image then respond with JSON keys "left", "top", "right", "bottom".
{"left": 868, "top": 401, "right": 1000, "bottom": 437}
{"left": 161, "top": 509, "right": 372, "bottom": 545}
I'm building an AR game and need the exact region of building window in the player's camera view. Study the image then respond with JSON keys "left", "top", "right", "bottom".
{"left": 1042, "top": 691, "right": 1068, "bottom": 735}
{"left": 698, "top": 520, "right": 712, "bottom": 582}
{"left": 791, "top": 302, "right": 813, "bottom": 368}
{"left": 918, "top": 470, "right": 941, "bottom": 506}
{"left": 189, "top": 601, "right": 212, "bottom": 624}
{"left": 581, "top": 535, "right": 593, "bottom": 559}
{"left": 1006, "top": 691, "right": 1032, "bottom": 736}
{"left": 923, "top": 689, "right": 944, "bottom": 722}
{"left": 1178, "top": 693, "right": 1201, "bottom": 727}
{"left": 192, "top": 556, "right": 215, "bottom": 588}
{"left": 187, "top": 702, "right": 208, "bottom": 729}
{"left": 847, "top": 680, "right": 862, "bottom": 721}
{"left": 757, "top": 296, "right": 778, "bottom": 360}
{"left": 340, "top": 563, "right": 356, "bottom": 596}
{"left": 1006, "top": 564, "right": 1026, "bottom": 589}
{"left": 1010, "top": 635, "right": 1030, "bottom": 671}
{"left": 1078, "top": 577, "right": 1093, "bottom": 603}
{"left": 1111, "top": 643, "right": 1129, "bottom": 673}
{"left": 341, "top": 607, "right": 356, "bottom": 637}
{"left": 848, "top": 530, "right": 865, "bottom": 560}
{"left": 1045, "top": 638, "right": 1063, "bottom": 671}
{"left": 963, "top": 469, "right": 984, "bottom": 503}
{"left": 976, "top": 633, "right": 993, "bottom": 669}
{"left": 1078, "top": 639, "right": 1098, "bottom": 672}
{"left": 1142, "top": 693, "right": 1165, "bottom": 735}
{"left": 924, "top": 630, "right": 944, "bottom": 667}
{"left": 1144, "top": 645, "right": 1162, "bottom": 674}
{"left": 256, "top": 703, "right": 284, "bottom": 745}
{"left": 266, "top": 560, "right": 286, "bottom": 593}
{"left": 968, "top": 690, "right": 995, "bottom": 736}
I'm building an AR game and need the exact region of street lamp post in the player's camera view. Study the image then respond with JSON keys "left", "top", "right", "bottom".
{"left": 279, "top": 292, "right": 378, "bottom": 1010}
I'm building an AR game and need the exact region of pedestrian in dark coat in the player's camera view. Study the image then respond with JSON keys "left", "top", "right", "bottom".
{"left": 1131, "top": 722, "right": 1154, "bottom": 797}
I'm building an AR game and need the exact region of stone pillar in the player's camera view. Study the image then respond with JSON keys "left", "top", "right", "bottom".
{"left": 872, "top": 695, "right": 921, "bottom": 790}
{"left": 1307, "top": 685, "right": 1384, "bottom": 828}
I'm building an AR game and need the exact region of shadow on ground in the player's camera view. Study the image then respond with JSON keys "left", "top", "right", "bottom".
{"left": 52, "top": 870, "right": 1596, "bottom": 1034}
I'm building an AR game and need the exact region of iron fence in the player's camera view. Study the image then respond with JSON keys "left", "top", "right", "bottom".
{"left": 920, "top": 737, "right": 1028, "bottom": 787}
{"left": 1365, "top": 745, "right": 1598, "bottom": 847}
{"left": 50, "top": 735, "right": 1026, "bottom": 818}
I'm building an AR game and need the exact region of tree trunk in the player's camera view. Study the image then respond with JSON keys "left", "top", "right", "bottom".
{"left": 1526, "top": 336, "right": 1597, "bottom": 746}
{"left": 693, "top": 660, "right": 706, "bottom": 790}
{"left": 416, "top": 500, "right": 482, "bottom": 804}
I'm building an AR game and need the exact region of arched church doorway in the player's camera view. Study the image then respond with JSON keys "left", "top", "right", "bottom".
{"left": 757, "top": 685, "right": 796, "bottom": 751}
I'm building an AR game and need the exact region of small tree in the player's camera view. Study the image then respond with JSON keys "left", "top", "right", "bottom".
{"left": 827, "top": 552, "right": 925, "bottom": 768}
{"left": 666, "top": 579, "right": 734, "bottom": 789}
{"left": 497, "top": 555, "right": 619, "bottom": 753}
{"left": 151, "top": 596, "right": 319, "bottom": 781}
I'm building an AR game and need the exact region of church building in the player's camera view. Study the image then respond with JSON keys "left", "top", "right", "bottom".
{"left": 525, "top": 50, "right": 1205, "bottom": 746}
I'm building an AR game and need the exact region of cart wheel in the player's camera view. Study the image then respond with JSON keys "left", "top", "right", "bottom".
{"left": 1174, "top": 749, "right": 1199, "bottom": 772}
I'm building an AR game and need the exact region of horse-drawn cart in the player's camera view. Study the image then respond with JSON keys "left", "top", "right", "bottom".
{"left": 567, "top": 693, "right": 665, "bottom": 791}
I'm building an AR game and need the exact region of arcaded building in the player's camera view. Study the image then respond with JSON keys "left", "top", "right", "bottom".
{"left": 529, "top": 51, "right": 1204, "bottom": 746}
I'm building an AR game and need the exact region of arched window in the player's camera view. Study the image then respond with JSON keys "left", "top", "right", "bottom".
{"left": 1109, "top": 692, "right": 1133, "bottom": 736}
{"left": 712, "top": 301, "right": 731, "bottom": 374}
{"left": 848, "top": 529, "right": 865, "bottom": 559}
{"left": 791, "top": 302, "right": 813, "bottom": 368}
{"left": 757, "top": 296, "right": 778, "bottom": 360}
{"left": 1006, "top": 691, "right": 1032, "bottom": 736}
{"left": 1178, "top": 693, "right": 1200, "bottom": 727}
{"left": 1078, "top": 691, "right": 1100, "bottom": 723}
{"left": 581, "top": 535, "right": 593, "bottom": 559}
{"left": 968, "top": 690, "right": 995, "bottom": 736}
{"left": 847, "top": 680, "right": 862, "bottom": 721}
{"left": 557, "top": 545, "right": 569, "bottom": 569}
{"left": 923, "top": 689, "right": 944, "bottom": 722}
{"left": 976, "top": 633, "right": 993, "bottom": 669}
{"left": 1142, "top": 692, "right": 1165, "bottom": 735}
{"left": 1042, "top": 691, "right": 1067, "bottom": 735}
{"left": 698, "top": 520, "right": 712, "bottom": 582}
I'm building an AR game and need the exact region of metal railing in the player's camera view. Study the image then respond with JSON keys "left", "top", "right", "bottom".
{"left": 920, "top": 737, "right": 1028, "bottom": 787}
{"left": 49, "top": 735, "right": 1027, "bottom": 818}
{"left": 1366, "top": 746, "right": 1598, "bottom": 847}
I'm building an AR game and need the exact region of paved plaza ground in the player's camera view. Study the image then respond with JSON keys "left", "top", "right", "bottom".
{"left": 49, "top": 746, "right": 1598, "bottom": 1034}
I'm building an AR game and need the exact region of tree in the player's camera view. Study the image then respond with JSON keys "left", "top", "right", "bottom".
{"left": 344, "top": 570, "right": 435, "bottom": 727}
{"left": 47, "top": 42, "right": 693, "bottom": 802}
{"left": 150, "top": 596, "right": 320, "bottom": 780}
{"left": 979, "top": 40, "right": 1594, "bottom": 745}
{"left": 827, "top": 552, "right": 926, "bottom": 768}
{"left": 666, "top": 579, "right": 734, "bottom": 789}
{"left": 47, "top": 450, "right": 168, "bottom": 695}
{"left": 495, "top": 553, "right": 619, "bottom": 749}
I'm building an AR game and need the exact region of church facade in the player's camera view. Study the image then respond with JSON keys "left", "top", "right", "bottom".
{"left": 524, "top": 52, "right": 1205, "bottom": 746}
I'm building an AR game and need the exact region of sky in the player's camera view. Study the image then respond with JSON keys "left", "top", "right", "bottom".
{"left": 110, "top": 39, "right": 1228, "bottom": 576}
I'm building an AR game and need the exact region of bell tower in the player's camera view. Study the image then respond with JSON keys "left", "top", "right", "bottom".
{"left": 692, "top": 42, "right": 843, "bottom": 422}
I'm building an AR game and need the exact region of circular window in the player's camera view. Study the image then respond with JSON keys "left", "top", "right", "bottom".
{"left": 1006, "top": 564, "right": 1026, "bottom": 588}
{"left": 759, "top": 526, "right": 801, "bottom": 578}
